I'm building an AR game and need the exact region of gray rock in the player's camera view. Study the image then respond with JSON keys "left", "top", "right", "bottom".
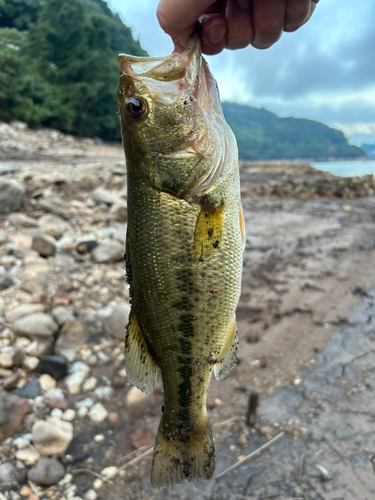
{"left": 6, "top": 303, "right": 45, "bottom": 323}
{"left": 38, "top": 195, "right": 71, "bottom": 220}
{"left": 92, "top": 187, "right": 123, "bottom": 206}
{"left": 0, "top": 230, "right": 8, "bottom": 245}
{"left": 92, "top": 240, "right": 124, "bottom": 264}
{"left": 8, "top": 213, "right": 39, "bottom": 229}
{"left": 112, "top": 223, "right": 127, "bottom": 244}
{"left": 12, "top": 312, "right": 59, "bottom": 340}
{"left": 0, "top": 462, "right": 15, "bottom": 482}
{"left": 0, "top": 390, "right": 31, "bottom": 444}
{"left": 51, "top": 306, "right": 75, "bottom": 326}
{"left": 27, "top": 457, "right": 65, "bottom": 486}
{"left": 110, "top": 202, "right": 127, "bottom": 222}
{"left": 0, "top": 266, "right": 14, "bottom": 290}
{"left": 39, "top": 214, "right": 70, "bottom": 240}
{"left": 107, "top": 303, "right": 130, "bottom": 340}
{"left": 55, "top": 321, "right": 90, "bottom": 361}
{"left": 0, "top": 179, "right": 25, "bottom": 214}
{"left": 93, "top": 386, "right": 114, "bottom": 400}
{"left": 0, "top": 164, "right": 20, "bottom": 175}
{"left": 12, "top": 379, "right": 41, "bottom": 399}
{"left": 31, "top": 233, "right": 57, "bottom": 257}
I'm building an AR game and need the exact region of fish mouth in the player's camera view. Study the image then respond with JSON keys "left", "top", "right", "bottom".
{"left": 118, "top": 34, "right": 215, "bottom": 112}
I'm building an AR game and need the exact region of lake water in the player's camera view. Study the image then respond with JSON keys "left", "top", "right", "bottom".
{"left": 311, "top": 160, "right": 375, "bottom": 178}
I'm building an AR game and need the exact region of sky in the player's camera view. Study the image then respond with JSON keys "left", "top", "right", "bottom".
{"left": 108, "top": 0, "right": 375, "bottom": 145}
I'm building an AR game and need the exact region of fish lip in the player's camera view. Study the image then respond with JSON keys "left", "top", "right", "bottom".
{"left": 118, "top": 35, "right": 203, "bottom": 96}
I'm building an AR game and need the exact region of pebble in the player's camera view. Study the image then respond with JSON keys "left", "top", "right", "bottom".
{"left": 45, "top": 387, "right": 65, "bottom": 401}
{"left": 260, "top": 426, "right": 274, "bottom": 436}
{"left": 82, "top": 376, "right": 97, "bottom": 391}
{"left": 38, "top": 194, "right": 71, "bottom": 220}
{"left": 39, "top": 214, "right": 69, "bottom": 240}
{"left": 19, "top": 485, "right": 31, "bottom": 496}
{"left": 126, "top": 386, "right": 147, "bottom": 407}
{"left": 130, "top": 428, "right": 152, "bottom": 449}
{"left": 0, "top": 391, "right": 31, "bottom": 444}
{"left": 3, "top": 371, "right": 21, "bottom": 391}
{"left": 51, "top": 306, "right": 75, "bottom": 326}
{"left": 0, "top": 179, "right": 25, "bottom": 214}
{"left": 110, "top": 202, "right": 127, "bottom": 222}
{"left": 65, "top": 370, "right": 88, "bottom": 393}
{"left": 93, "top": 478, "right": 103, "bottom": 490}
{"left": 12, "top": 379, "right": 41, "bottom": 399}
{"left": 0, "top": 462, "right": 15, "bottom": 482}
{"left": 84, "top": 489, "right": 98, "bottom": 500}
{"left": 55, "top": 321, "right": 90, "bottom": 361}
{"left": 88, "top": 403, "right": 108, "bottom": 422}
{"left": 76, "top": 240, "right": 99, "bottom": 254}
{"left": 0, "top": 347, "right": 14, "bottom": 368}
{"left": 101, "top": 466, "right": 118, "bottom": 478}
{"left": 92, "top": 187, "right": 123, "bottom": 206}
{"left": 28, "top": 457, "right": 65, "bottom": 485}
{"left": 32, "top": 417, "right": 73, "bottom": 457}
{"left": 39, "top": 374, "right": 57, "bottom": 391}
{"left": 50, "top": 408, "right": 63, "bottom": 418}
{"left": 31, "top": 233, "right": 57, "bottom": 257}
{"left": 24, "top": 356, "right": 39, "bottom": 371}
{"left": 15, "top": 445, "right": 40, "bottom": 465}
{"left": 92, "top": 240, "right": 124, "bottom": 264}
{"left": 94, "top": 434, "right": 105, "bottom": 442}
{"left": 13, "top": 437, "right": 30, "bottom": 449}
{"left": 77, "top": 407, "right": 88, "bottom": 418}
{"left": 12, "top": 313, "right": 58, "bottom": 340}
{"left": 0, "top": 266, "right": 14, "bottom": 290}
{"left": 8, "top": 213, "right": 39, "bottom": 229}
{"left": 108, "top": 412, "right": 119, "bottom": 425}
{"left": 107, "top": 303, "right": 130, "bottom": 340}
{"left": 49, "top": 396, "right": 68, "bottom": 410}
{"left": 75, "top": 398, "right": 93, "bottom": 409}
{"left": 62, "top": 409, "right": 76, "bottom": 422}
{"left": 39, "top": 356, "right": 68, "bottom": 380}
{"left": 93, "top": 386, "right": 113, "bottom": 400}
{"left": 26, "top": 340, "right": 53, "bottom": 357}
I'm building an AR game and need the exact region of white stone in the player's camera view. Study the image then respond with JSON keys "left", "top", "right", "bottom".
{"left": 6, "top": 304, "right": 45, "bottom": 323}
{"left": 23, "top": 356, "right": 39, "bottom": 370}
{"left": 50, "top": 409, "right": 63, "bottom": 418}
{"left": 32, "top": 417, "right": 73, "bottom": 457}
{"left": 12, "top": 437, "right": 30, "bottom": 449}
{"left": 77, "top": 407, "right": 88, "bottom": 418}
{"left": 65, "top": 370, "right": 88, "bottom": 391}
{"left": 84, "top": 490, "right": 98, "bottom": 500}
{"left": 39, "top": 374, "right": 56, "bottom": 391}
{"left": 82, "top": 377, "right": 97, "bottom": 391}
{"left": 93, "top": 434, "right": 104, "bottom": 442}
{"left": 12, "top": 313, "right": 58, "bottom": 340}
{"left": 15, "top": 445, "right": 40, "bottom": 465}
{"left": 45, "top": 388, "right": 65, "bottom": 400}
{"left": 100, "top": 466, "right": 118, "bottom": 478}
{"left": 88, "top": 403, "right": 108, "bottom": 423}
{"left": 62, "top": 409, "right": 76, "bottom": 422}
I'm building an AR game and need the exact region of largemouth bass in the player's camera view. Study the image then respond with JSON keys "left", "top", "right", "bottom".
{"left": 117, "top": 32, "right": 245, "bottom": 488}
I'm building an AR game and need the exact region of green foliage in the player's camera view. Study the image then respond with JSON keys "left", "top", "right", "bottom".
{"left": 222, "top": 102, "right": 365, "bottom": 161}
{"left": 0, "top": 0, "right": 147, "bottom": 140}
{"left": 0, "top": 0, "right": 44, "bottom": 30}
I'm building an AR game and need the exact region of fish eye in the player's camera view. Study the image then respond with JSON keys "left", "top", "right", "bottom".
{"left": 126, "top": 97, "right": 147, "bottom": 119}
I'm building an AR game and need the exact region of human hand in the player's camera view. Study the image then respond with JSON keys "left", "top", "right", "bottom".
{"left": 157, "top": 0, "right": 319, "bottom": 55}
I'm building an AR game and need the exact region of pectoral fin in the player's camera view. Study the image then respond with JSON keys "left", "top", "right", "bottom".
{"left": 125, "top": 311, "right": 158, "bottom": 394}
{"left": 194, "top": 205, "right": 224, "bottom": 261}
{"left": 214, "top": 317, "right": 238, "bottom": 380}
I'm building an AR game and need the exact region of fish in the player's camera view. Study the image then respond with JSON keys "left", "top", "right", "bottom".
{"left": 117, "top": 31, "right": 245, "bottom": 488}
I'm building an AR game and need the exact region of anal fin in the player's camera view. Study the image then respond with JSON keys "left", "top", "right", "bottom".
{"left": 214, "top": 316, "right": 238, "bottom": 380}
{"left": 125, "top": 311, "right": 158, "bottom": 394}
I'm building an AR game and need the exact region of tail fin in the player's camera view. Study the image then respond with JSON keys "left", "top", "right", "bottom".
{"left": 151, "top": 415, "right": 215, "bottom": 488}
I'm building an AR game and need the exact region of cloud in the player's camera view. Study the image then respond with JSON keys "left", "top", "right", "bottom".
{"left": 108, "top": 0, "right": 375, "bottom": 134}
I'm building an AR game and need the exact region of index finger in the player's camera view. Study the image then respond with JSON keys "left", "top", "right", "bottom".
{"left": 157, "top": 0, "right": 220, "bottom": 47}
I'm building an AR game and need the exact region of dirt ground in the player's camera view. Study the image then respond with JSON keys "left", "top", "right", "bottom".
{"left": 1, "top": 126, "right": 375, "bottom": 500}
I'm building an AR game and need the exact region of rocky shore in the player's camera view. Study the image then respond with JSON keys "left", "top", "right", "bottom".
{"left": 0, "top": 122, "right": 375, "bottom": 500}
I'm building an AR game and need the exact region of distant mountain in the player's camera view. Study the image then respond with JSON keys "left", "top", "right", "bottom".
{"left": 362, "top": 144, "right": 375, "bottom": 159}
{"left": 349, "top": 133, "right": 375, "bottom": 147}
{"left": 222, "top": 102, "right": 365, "bottom": 161}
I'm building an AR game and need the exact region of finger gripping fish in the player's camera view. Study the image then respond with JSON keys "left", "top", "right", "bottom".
{"left": 117, "top": 32, "right": 245, "bottom": 488}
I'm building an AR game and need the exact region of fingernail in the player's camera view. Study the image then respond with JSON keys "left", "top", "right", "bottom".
{"left": 206, "top": 25, "right": 226, "bottom": 45}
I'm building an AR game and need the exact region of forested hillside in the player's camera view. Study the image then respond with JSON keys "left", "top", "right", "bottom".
{"left": 222, "top": 102, "right": 365, "bottom": 161}
{"left": 0, "top": 0, "right": 146, "bottom": 140}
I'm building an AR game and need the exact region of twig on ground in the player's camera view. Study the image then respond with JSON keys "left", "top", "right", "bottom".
{"left": 117, "top": 443, "right": 153, "bottom": 463}
{"left": 71, "top": 468, "right": 110, "bottom": 482}
{"left": 371, "top": 453, "right": 375, "bottom": 474}
{"left": 298, "top": 452, "right": 305, "bottom": 483}
{"left": 216, "top": 432, "right": 285, "bottom": 479}
{"left": 103, "top": 446, "right": 154, "bottom": 482}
